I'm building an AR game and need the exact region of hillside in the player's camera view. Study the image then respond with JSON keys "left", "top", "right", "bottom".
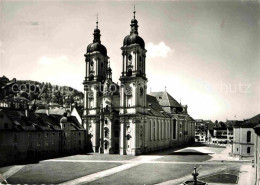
{"left": 0, "top": 76, "right": 84, "bottom": 107}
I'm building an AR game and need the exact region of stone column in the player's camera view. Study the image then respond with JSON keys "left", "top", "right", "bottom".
{"left": 92, "top": 120, "right": 100, "bottom": 152}
{"left": 120, "top": 118, "right": 126, "bottom": 155}
{"left": 134, "top": 50, "right": 137, "bottom": 71}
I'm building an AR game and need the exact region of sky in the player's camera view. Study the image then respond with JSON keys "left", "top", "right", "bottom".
{"left": 0, "top": 0, "right": 259, "bottom": 121}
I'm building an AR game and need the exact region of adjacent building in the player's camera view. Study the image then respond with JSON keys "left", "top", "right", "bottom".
{"left": 0, "top": 108, "right": 86, "bottom": 166}
{"left": 253, "top": 123, "right": 260, "bottom": 185}
{"left": 232, "top": 114, "right": 260, "bottom": 159}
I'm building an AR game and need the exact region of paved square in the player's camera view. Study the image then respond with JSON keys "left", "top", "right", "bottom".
{"left": 0, "top": 146, "right": 255, "bottom": 185}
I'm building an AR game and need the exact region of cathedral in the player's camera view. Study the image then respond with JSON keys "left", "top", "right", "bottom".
{"left": 83, "top": 9, "right": 195, "bottom": 155}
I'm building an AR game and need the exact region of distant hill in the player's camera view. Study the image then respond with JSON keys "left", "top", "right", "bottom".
{"left": 0, "top": 76, "right": 83, "bottom": 108}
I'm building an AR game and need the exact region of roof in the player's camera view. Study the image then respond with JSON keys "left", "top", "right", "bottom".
{"left": 36, "top": 109, "right": 84, "bottom": 130}
{"left": 254, "top": 124, "right": 260, "bottom": 135}
{"left": 150, "top": 91, "right": 181, "bottom": 108}
{"left": 226, "top": 120, "right": 240, "bottom": 128}
{"left": 146, "top": 95, "right": 171, "bottom": 118}
{"left": 74, "top": 106, "right": 84, "bottom": 118}
{"left": 0, "top": 108, "right": 84, "bottom": 131}
{"left": 234, "top": 114, "right": 260, "bottom": 128}
{"left": 0, "top": 109, "right": 60, "bottom": 131}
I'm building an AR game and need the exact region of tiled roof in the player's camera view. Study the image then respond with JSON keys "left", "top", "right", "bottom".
{"left": 0, "top": 108, "right": 84, "bottom": 131}
{"left": 234, "top": 114, "right": 260, "bottom": 128}
{"left": 150, "top": 91, "right": 182, "bottom": 108}
{"left": 146, "top": 95, "right": 171, "bottom": 118}
{"left": 0, "top": 109, "right": 58, "bottom": 131}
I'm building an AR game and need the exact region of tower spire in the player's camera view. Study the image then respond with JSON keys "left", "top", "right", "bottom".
{"left": 96, "top": 13, "right": 99, "bottom": 29}
{"left": 133, "top": 2, "right": 136, "bottom": 19}
{"left": 93, "top": 13, "right": 101, "bottom": 43}
{"left": 130, "top": 2, "right": 138, "bottom": 35}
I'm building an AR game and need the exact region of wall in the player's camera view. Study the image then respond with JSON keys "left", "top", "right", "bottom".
{"left": 232, "top": 127, "right": 254, "bottom": 158}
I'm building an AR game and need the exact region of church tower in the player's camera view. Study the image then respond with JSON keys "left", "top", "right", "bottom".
{"left": 119, "top": 7, "right": 148, "bottom": 155}
{"left": 83, "top": 19, "right": 109, "bottom": 152}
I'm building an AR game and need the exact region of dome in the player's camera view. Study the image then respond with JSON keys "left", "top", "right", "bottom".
{"left": 131, "top": 18, "right": 138, "bottom": 24}
{"left": 123, "top": 34, "right": 145, "bottom": 49}
{"left": 86, "top": 22, "right": 108, "bottom": 57}
{"left": 87, "top": 42, "right": 107, "bottom": 57}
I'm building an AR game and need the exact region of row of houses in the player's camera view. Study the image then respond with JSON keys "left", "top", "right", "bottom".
{"left": 195, "top": 119, "right": 234, "bottom": 145}
{"left": 195, "top": 115, "right": 260, "bottom": 160}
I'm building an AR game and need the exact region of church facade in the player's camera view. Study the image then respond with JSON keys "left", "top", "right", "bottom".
{"left": 83, "top": 11, "right": 195, "bottom": 155}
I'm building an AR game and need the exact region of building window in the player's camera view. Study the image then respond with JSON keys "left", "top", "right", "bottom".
{"left": 46, "top": 133, "right": 48, "bottom": 137}
{"left": 105, "top": 128, "right": 109, "bottom": 138}
{"left": 247, "top": 131, "right": 251, "bottom": 142}
{"left": 38, "top": 133, "right": 41, "bottom": 138}
{"left": 168, "top": 121, "right": 170, "bottom": 139}
{"left": 161, "top": 121, "right": 164, "bottom": 140}
{"left": 172, "top": 119, "right": 177, "bottom": 139}
{"left": 4, "top": 123, "right": 8, "bottom": 129}
{"left": 247, "top": 147, "right": 250, "bottom": 154}
{"left": 165, "top": 121, "right": 167, "bottom": 139}
{"left": 158, "top": 120, "right": 161, "bottom": 140}
{"left": 237, "top": 148, "right": 238, "bottom": 151}
{"left": 154, "top": 120, "right": 156, "bottom": 141}
{"left": 0, "top": 114, "right": 3, "bottom": 118}
{"left": 150, "top": 120, "right": 153, "bottom": 141}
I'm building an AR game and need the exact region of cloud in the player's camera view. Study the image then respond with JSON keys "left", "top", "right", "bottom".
{"left": 146, "top": 42, "right": 172, "bottom": 58}
{"left": 38, "top": 56, "right": 68, "bottom": 65}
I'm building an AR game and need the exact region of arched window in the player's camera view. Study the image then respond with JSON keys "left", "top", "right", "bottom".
{"left": 154, "top": 120, "right": 156, "bottom": 141}
{"left": 150, "top": 120, "right": 153, "bottom": 141}
{"left": 104, "top": 141, "right": 109, "bottom": 150}
{"left": 104, "top": 128, "right": 109, "bottom": 138}
{"left": 247, "top": 147, "right": 250, "bottom": 154}
{"left": 128, "top": 54, "right": 132, "bottom": 61}
{"left": 172, "top": 119, "right": 177, "bottom": 139}
{"left": 247, "top": 131, "right": 251, "bottom": 143}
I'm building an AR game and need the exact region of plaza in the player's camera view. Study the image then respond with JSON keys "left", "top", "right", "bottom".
{"left": 0, "top": 145, "right": 255, "bottom": 185}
